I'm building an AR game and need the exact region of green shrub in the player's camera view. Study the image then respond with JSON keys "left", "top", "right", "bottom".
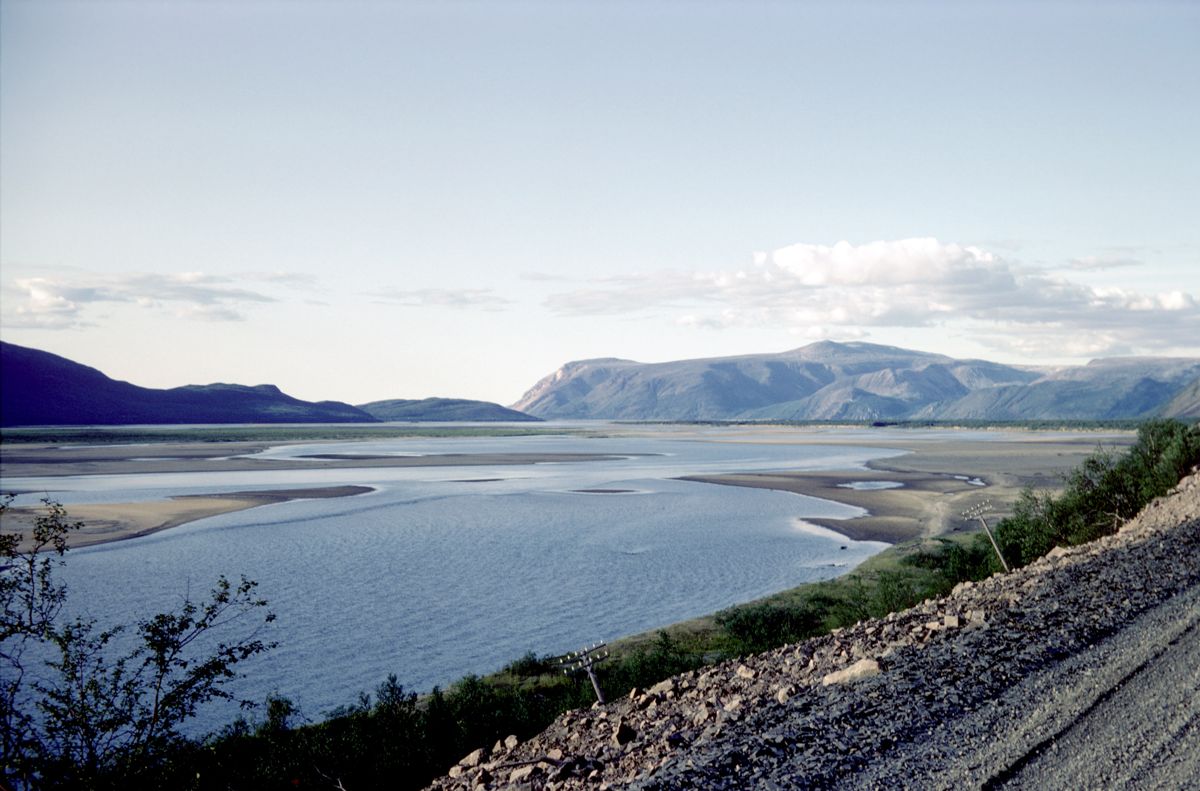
{"left": 599, "top": 630, "right": 702, "bottom": 694}
{"left": 502, "top": 650, "right": 555, "bottom": 678}
{"left": 715, "top": 603, "right": 825, "bottom": 654}
{"left": 993, "top": 419, "right": 1199, "bottom": 568}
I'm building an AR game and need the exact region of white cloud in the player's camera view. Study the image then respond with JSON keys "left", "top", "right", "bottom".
{"left": 519, "top": 272, "right": 573, "bottom": 282}
{"left": 4, "top": 279, "right": 91, "bottom": 329}
{"left": 1, "top": 272, "right": 279, "bottom": 329}
{"left": 793, "top": 325, "right": 870, "bottom": 341}
{"left": 765, "top": 238, "right": 999, "bottom": 287}
{"left": 1068, "top": 255, "right": 1143, "bottom": 271}
{"left": 250, "top": 271, "right": 320, "bottom": 287}
{"left": 544, "top": 237, "right": 1200, "bottom": 359}
{"left": 369, "top": 288, "right": 511, "bottom": 310}
{"left": 175, "top": 304, "right": 248, "bottom": 322}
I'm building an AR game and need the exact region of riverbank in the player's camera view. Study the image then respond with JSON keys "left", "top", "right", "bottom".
{"left": 0, "top": 485, "right": 373, "bottom": 550}
{"left": 1, "top": 430, "right": 1124, "bottom": 550}
{"left": 5, "top": 422, "right": 1178, "bottom": 791}
{"left": 683, "top": 434, "right": 1122, "bottom": 543}
{"left": 0, "top": 440, "right": 626, "bottom": 478}
{"left": 441, "top": 470, "right": 1200, "bottom": 790}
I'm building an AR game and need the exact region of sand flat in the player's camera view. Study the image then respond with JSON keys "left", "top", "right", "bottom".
{"left": 0, "top": 441, "right": 624, "bottom": 478}
{"left": 1, "top": 429, "right": 1132, "bottom": 549}
{"left": 684, "top": 434, "right": 1129, "bottom": 543}
{"left": 0, "top": 485, "right": 372, "bottom": 551}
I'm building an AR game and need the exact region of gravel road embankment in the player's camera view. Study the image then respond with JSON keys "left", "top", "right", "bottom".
{"left": 985, "top": 585, "right": 1200, "bottom": 790}
{"left": 429, "top": 471, "right": 1200, "bottom": 791}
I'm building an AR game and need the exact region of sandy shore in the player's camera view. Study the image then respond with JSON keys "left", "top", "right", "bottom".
{"left": 683, "top": 434, "right": 1127, "bottom": 543}
{"left": 0, "top": 485, "right": 372, "bottom": 551}
{"left": 1, "top": 429, "right": 1130, "bottom": 549}
{"left": 0, "top": 440, "right": 628, "bottom": 551}
{"left": 0, "top": 441, "right": 625, "bottom": 479}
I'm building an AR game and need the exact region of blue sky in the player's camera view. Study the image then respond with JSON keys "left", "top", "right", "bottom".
{"left": 2, "top": 0, "right": 1197, "bottom": 405}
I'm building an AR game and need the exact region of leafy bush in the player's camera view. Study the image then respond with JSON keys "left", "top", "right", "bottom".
{"left": 716, "top": 602, "right": 825, "bottom": 654}
{"left": 502, "top": 650, "right": 555, "bottom": 678}
{"left": 992, "top": 419, "right": 1199, "bottom": 569}
{"left": 0, "top": 498, "right": 275, "bottom": 790}
{"left": 600, "top": 631, "right": 702, "bottom": 693}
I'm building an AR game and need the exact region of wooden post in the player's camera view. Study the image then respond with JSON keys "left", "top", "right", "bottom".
{"left": 964, "top": 500, "right": 1010, "bottom": 573}
{"left": 559, "top": 642, "right": 609, "bottom": 704}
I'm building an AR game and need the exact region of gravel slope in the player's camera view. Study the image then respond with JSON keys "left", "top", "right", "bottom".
{"left": 429, "top": 471, "right": 1200, "bottom": 791}
{"left": 845, "top": 583, "right": 1200, "bottom": 790}
{"left": 989, "top": 588, "right": 1200, "bottom": 790}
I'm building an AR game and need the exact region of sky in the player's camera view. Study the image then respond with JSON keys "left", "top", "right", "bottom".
{"left": 1, "top": 0, "right": 1197, "bottom": 406}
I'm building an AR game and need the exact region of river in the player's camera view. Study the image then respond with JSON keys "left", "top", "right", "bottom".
{"left": 5, "top": 427, "right": 907, "bottom": 732}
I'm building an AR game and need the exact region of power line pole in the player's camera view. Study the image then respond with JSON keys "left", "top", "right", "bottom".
{"left": 560, "top": 642, "right": 609, "bottom": 704}
{"left": 963, "top": 499, "right": 1010, "bottom": 573}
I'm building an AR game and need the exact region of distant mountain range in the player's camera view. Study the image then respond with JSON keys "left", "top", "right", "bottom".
{"left": 6, "top": 340, "right": 1197, "bottom": 427}
{"left": 511, "top": 341, "right": 1200, "bottom": 422}
{"left": 0, "top": 343, "right": 535, "bottom": 426}
{"left": 357, "top": 398, "right": 540, "bottom": 422}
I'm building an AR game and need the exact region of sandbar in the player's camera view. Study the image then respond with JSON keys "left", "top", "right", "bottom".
{"left": 0, "top": 485, "right": 372, "bottom": 551}
{"left": 0, "top": 441, "right": 626, "bottom": 479}
{"left": 1, "top": 429, "right": 1131, "bottom": 549}
{"left": 681, "top": 434, "right": 1132, "bottom": 544}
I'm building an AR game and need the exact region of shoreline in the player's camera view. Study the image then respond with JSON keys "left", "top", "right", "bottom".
{"left": 680, "top": 435, "right": 1121, "bottom": 544}
{"left": 0, "top": 432, "right": 1125, "bottom": 551}
{"left": 0, "top": 441, "right": 628, "bottom": 479}
{"left": 681, "top": 462, "right": 990, "bottom": 545}
{"left": 0, "top": 485, "right": 373, "bottom": 551}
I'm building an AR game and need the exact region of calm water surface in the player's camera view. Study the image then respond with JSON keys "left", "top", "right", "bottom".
{"left": 6, "top": 430, "right": 907, "bottom": 731}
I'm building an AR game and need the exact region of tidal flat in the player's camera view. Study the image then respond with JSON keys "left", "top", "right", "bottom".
{"left": 0, "top": 423, "right": 1128, "bottom": 545}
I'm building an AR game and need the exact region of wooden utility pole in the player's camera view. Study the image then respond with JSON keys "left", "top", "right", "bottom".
{"left": 964, "top": 500, "right": 1010, "bottom": 572}
{"left": 560, "top": 642, "right": 609, "bottom": 704}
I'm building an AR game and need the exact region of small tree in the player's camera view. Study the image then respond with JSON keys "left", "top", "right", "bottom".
{"left": 1, "top": 497, "right": 276, "bottom": 788}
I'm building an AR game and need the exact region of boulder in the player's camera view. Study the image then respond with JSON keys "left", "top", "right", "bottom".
{"left": 822, "top": 658, "right": 881, "bottom": 686}
{"left": 613, "top": 720, "right": 637, "bottom": 747}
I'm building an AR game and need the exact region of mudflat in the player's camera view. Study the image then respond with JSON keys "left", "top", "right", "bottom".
{"left": 0, "top": 429, "right": 1130, "bottom": 549}
{"left": 0, "top": 486, "right": 373, "bottom": 551}
{"left": 684, "top": 433, "right": 1130, "bottom": 543}
{"left": 0, "top": 440, "right": 624, "bottom": 551}
{"left": 0, "top": 441, "right": 625, "bottom": 478}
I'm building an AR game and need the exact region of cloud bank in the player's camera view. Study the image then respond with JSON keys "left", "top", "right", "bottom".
{"left": 3, "top": 272, "right": 279, "bottom": 329}
{"left": 545, "top": 238, "right": 1199, "bottom": 358}
{"left": 369, "top": 288, "right": 511, "bottom": 310}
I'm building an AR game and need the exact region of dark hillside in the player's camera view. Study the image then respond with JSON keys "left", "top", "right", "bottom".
{"left": 0, "top": 342, "right": 376, "bottom": 426}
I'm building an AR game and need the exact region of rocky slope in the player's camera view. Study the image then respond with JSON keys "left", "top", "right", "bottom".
{"left": 510, "top": 341, "right": 1200, "bottom": 422}
{"left": 1161, "top": 377, "right": 1200, "bottom": 418}
{"left": 427, "top": 470, "right": 1200, "bottom": 790}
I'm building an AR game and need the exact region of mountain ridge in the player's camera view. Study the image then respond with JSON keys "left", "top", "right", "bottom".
{"left": 357, "top": 398, "right": 540, "bottom": 422}
{"left": 0, "top": 342, "right": 377, "bottom": 426}
{"left": 0, "top": 343, "right": 533, "bottom": 427}
{"left": 511, "top": 341, "right": 1200, "bottom": 421}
